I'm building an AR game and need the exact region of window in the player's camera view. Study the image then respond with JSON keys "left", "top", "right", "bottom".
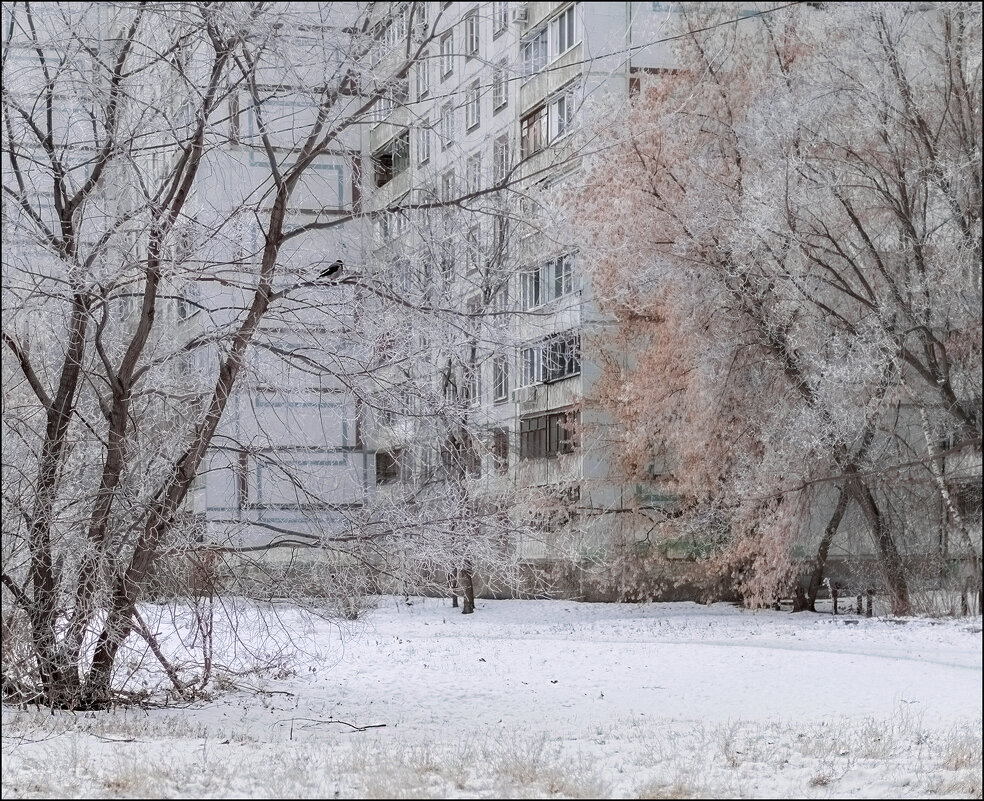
{"left": 391, "top": 4, "right": 409, "bottom": 47}
{"left": 440, "top": 102, "right": 454, "bottom": 148}
{"left": 493, "top": 214, "right": 509, "bottom": 261}
{"left": 412, "top": 3, "right": 429, "bottom": 42}
{"left": 417, "top": 120, "right": 431, "bottom": 165}
{"left": 373, "top": 129, "right": 410, "bottom": 187}
{"left": 520, "top": 345, "right": 542, "bottom": 386}
{"left": 373, "top": 95, "right": 395, "bottom": 124}
{"left": 440, "top": 31, "right": 454, "bottom": 78}
{"left": 493, "top": 1, "right": 509, "bottom": 35}
{"left": 416, "top": 54, "right": 431, "bottom": 99}
{"left": 466, "top": 80, "right": 481, "bottom": 130}
{"left": 441, "top": 168, "right": 456, "bottom": 202}
{"left": 236, "top": 450, "right": 249, "bottom": 510}
{"left": 391, "top": 76, "right": 410, "bottom": 104}
{"left": 549, "top": 86, "right": 575, "bottom": 139}
{"left": 441, "top": 436, "right": 458, "bottom": 473}
{"left": 519, "top": 410, "right": 578, "bottom": 459}
{"left": 520, "top": 255, "right": 576, "bottom": 306}
{"left": 376, "top": 213, "right": 408, "bottom": 243}
{"left": 392, "top": 212, "right": 409, "bottom": 238}
{"left": 493, "top": 133, "right": 511, "bottom": 183}
{"left": 419, "top": 256, "right": 434, "bottom": 301}
{"left": 550, "top": 252, "right": 575, "bottom": 299}
{"left": 521, "top": 105, "right": 547, "bottom": 157}
{"left": 466, "top": 225, "right": 481, "bottom": 272}
{"left": 492, "top": 282, "right": 509, "bottom": 314}
{"left": 464, "top": 351, "right": 480, "bottom": 405}
{"left": 228, "top": 91, "right": 240, "bottom": 144}
{"left": 440, "top": 239, "right": 455, "bottom": 284}
{"left": 544, "top": 331, "right": 580, "bottom": 381}
{"left": 492, "top": 355, "right": 509, "bottom": 402}
{"left": 947, "top": 478, "right": 983, "bottom": 523}
{"left": 522, "top": 26, "right": 548, "bottom": 76}
{"left": 376, "top": 450, "right": 402, "bottom": 484}
{"left": 466, "top": 152, "right": 482, "bottom": 194}
{"left": 395, "top": 256, "right": 413, "bottom": 294}
{"left": 465, "top": 435, "right": 481, "bottom": 476}
{"left": 371, "top": 77, "right": 407, "bottom": 123}
{"left": 492, "top": 60, "right": 509, "bottom": 111}
{"left": 552, "top": 4, "right": 578, "bottom": 57}
{"left": 373, "top": 15, "right": 407, "bottom": 65}
{"left": 375, "top": 216, "right": 389, "bottom": 242}
{"left": 520, "top": 6, "right": 580, "bottom": 76}
{"left": 520, "top": 268, "right": 541, "bottom": 309}
{"left": 464, "top": 10, "right": 480, "bottom": 56}
{"left": 442, "top": 433, "right": 481, "bottom": 477}
{"left": 492, "top": 427, "right": 509, "bottom": 472}
{"left": 518, "top": 331, "right": 580, "bottom": 387}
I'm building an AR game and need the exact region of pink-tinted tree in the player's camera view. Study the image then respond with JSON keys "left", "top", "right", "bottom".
{"left": 574, "top": 3, "right": 981, "bottom": 613}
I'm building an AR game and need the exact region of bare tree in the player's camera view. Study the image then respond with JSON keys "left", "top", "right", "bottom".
{"left": 1, "top": 0, "right": 543, "bottom": 708}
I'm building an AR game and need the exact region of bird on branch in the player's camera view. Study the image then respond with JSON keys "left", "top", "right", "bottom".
{"left": 318, "top": 259, "right": 343, "bottom": 281}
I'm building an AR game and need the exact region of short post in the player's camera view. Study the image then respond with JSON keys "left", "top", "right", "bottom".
{"left": 856, "top": 593, "right": 863, "bottom": 615}
{"left": 866, "top": 588, "right": 873, "bottom": 618}
{"left": 832, "top": 585, "right": 838, "bottom": 616}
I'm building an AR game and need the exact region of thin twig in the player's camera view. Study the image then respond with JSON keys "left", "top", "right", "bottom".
{"left": 274, "top": 716, "right": 386, "bottom": 732}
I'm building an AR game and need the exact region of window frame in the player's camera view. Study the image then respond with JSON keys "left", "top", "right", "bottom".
{"left": 373, "top": 129, "right": 410, "bottom": 187}
{"left": 520, "top": 345, "right": 542, "bottom": 387}
{"left": 549, "top": 86, "right": 575, "bottom": 140}
{"left": 466, "top": 152, "right": 482, "bottom": 194}
{"left": 519, "top": 410, "right": 578, "bottom": 460}
{"left": 416, "top": 53, "right": 431, "bottom": 99}
{"left": 492, "top": 355, "right": 509, "bottom": 403}
{"left": 417, "top": 119, "right": 431, "bottom": 165}
{"left": 440, "top": 167, "right": 456, "bottom": 202}
{"left": 543, "top": 331, "right": 580, "bottom": 382}
{"left": 552, "top": 4, "right": 579, "bottom": 58}
{"left": 465, "top": 79, "right": 481, "bottom": 130}
{"left": 375, "top": 449, "right": 403, "bottom": 484}
{"left": 440, "top": 102, "right": 454, "bottom": 148}
{"left": 550, "top": 252, "right": 575, "bottom": 300}
{"left": 493, "top": 132, "right": 511, "bottom": 184}
{"left": 492, "top": 59, "right": 509, "bottom": 112}
{"left": 440, "top": 238, "right": 455, "bottom": 284}
{"left": 520, "top": 104, "right": 547, "bottom": 157}
{"left": 521, "top": 25, "right": 548, "bottom": 77}
{"left": 464, "top": 9, "right": 480, "bottom": 57}
{"left": 440, "top": 31, "right": 454, "bottom": 78}
{"left": 466, "top": 224, "right": 481, "bottom": 273}
{"left": 520, "top": 268, "right": 541, "bottom": 310}
{"left": 492, "top": 1, "right": 509, "bottom": 36}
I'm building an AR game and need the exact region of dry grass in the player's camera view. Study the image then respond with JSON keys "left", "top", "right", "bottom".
{"left": 2, "top": 704, "right": 981, "bottom": 798}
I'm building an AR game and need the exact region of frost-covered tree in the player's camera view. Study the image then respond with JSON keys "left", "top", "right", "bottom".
{"left": 1, "top": 1, "right": 536, "bottom": 708}
{"left": 574, "top": 3, "right": 982, "bottom": 613}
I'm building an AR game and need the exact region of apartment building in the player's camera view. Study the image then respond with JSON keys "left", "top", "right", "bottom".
{"left": 361, "top": 1, "right": 680, "bottom": 596}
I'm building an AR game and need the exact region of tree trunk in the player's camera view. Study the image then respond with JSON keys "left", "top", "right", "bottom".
{"left": 448, "top": 571, "right": 458, "bottom": 608}
{"left": 806, "top": 485, "right": 851, "bottom": 612}
{"left": 459, "top": 565, "right": 475, "bottom": 614}
{"left": 849, "top": 479, "right": 911, "bottom": 616}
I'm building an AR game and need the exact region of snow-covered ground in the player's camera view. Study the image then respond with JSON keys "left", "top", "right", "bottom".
{"left": 3, "top": 597, "right": 982, "bottom": 798}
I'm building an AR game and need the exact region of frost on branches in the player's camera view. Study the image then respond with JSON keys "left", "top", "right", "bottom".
{"left": 575, "top": 3, "right": 982, "bottom": 613}
{"left": 1, "top": 2, "right": 536, "bottom": 709}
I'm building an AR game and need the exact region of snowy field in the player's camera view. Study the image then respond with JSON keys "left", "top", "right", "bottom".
{"left": 2, "top": 597, "right": 982, "bottom": 798}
